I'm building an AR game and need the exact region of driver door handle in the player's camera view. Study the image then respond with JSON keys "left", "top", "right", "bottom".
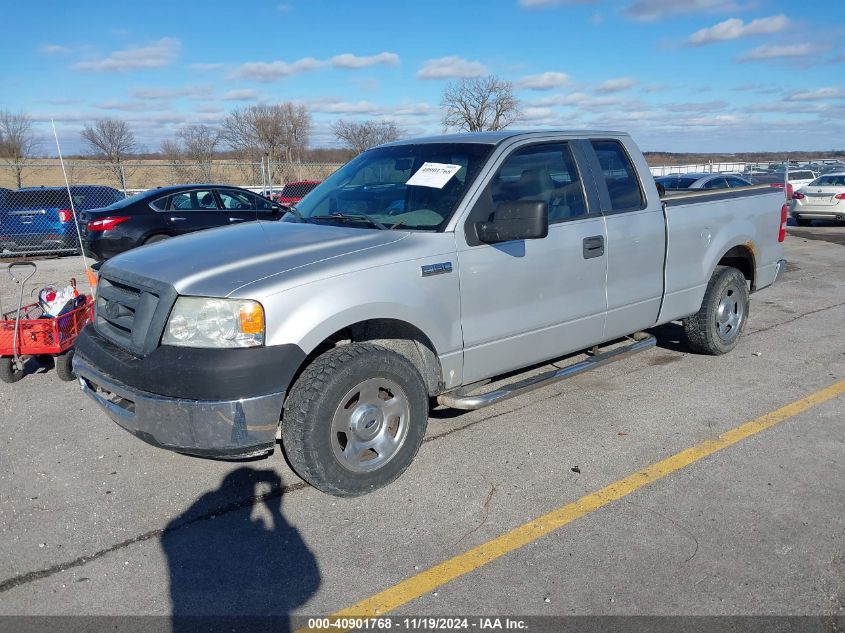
{"left": 169, "top": 216, "right": 186, "bottom": 222}
{"left": 229, "top": 217, "right": 245, "bottom": 222}
{"left": 582, "top": 235, "right": 605, "bottom": 259}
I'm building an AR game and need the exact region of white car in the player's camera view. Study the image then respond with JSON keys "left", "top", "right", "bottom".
{"left": 790, "top": 173, "right": 845, "bottom": 226}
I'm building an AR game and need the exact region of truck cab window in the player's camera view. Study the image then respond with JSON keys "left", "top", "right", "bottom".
{"left": 486, "top": 143, "right": 587, "bottom": 223}
{"left": 591, "top": 140, "right": 646, "bottom": 211}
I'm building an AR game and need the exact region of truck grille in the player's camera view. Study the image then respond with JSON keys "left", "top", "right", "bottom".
{"left": 95, "top": 273, "right": 176, "bottom": 356}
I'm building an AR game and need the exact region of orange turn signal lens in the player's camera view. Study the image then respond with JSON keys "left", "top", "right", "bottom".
{"left": 238, "top": 302, "right": 264, "bottom": 335}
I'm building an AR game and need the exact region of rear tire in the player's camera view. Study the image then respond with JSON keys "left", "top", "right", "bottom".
{"left": 281, "top": 343, "right": 429, "bottom": 497}
{"left": 54, "top": 350, "right": 76, "bottom": 382}
{"left": 144, "top": 234, "right": 170, "bottom": 245}
{"left": 684, "top": 266, "right": 749, "bottom": 355}
{"left": 0, "top": 357, "right": 24, "bottom": 383}
{"left": 795, "top": 217, "right": 812, "bottom": 227}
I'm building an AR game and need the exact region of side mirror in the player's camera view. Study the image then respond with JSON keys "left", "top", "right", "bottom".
{"left": 271, "top": 204, "right": 283, "bottom": 213}
{"left": 475, "top": 201, "right": 549, "bottom": 244}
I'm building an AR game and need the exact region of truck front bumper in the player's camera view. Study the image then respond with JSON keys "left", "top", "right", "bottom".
{"left": 74, "top": 354, "right": 284, "bottom": 458}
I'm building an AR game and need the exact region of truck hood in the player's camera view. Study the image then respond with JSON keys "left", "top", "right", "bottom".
{"left": 102, "top": 221, "right": 410, "bottom": 297}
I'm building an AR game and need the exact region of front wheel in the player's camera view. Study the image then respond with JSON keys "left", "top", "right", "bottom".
{"left": 54, "top": 350, "right": 76, "bottom": 382}
{"left": 0, "top": 357, "right": 25, "bottom": 383}
{"left": 281, "top": 343, "right": 429, "bottom": 497}
{"left": 684, "top": 265, "right": 749, "bottom": 355}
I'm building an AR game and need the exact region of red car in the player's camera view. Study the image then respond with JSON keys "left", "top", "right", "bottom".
{"left": 272, "top": 180, "right": 321, "bottom": 206}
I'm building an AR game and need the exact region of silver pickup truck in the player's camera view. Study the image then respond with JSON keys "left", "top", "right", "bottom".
{"left": 74, "top": 130, "right": 787, "bottom": 496}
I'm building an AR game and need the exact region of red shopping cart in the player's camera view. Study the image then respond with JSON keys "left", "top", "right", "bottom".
{"left": 0, "top": 262, "right": 94, "bottom": 383}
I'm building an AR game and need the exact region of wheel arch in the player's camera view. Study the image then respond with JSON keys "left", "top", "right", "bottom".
{"left": 292, "top": 317, "right": 445, "bottom": 396}
{"left": 715, "top": 242, "right": 757, "bottom": 290}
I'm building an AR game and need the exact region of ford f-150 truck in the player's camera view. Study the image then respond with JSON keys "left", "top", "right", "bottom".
{"left": 74, "top": 130, "right": 787, "bottom": 496}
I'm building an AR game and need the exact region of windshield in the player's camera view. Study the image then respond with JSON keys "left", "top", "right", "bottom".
{"left": 292, "top": 143, "right": 494, "bottom": 230}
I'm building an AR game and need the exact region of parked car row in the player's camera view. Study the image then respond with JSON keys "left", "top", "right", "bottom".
{"left": 0, "top": 182, "right": 312, "bottom": 260}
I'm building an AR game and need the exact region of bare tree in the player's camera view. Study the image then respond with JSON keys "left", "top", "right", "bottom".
{"left": 161, "top": 125, "right": 220, "bottom": 183}
{"left": 0, "top": 110, "right": 39, "bottom": 188}
{"left": 441, "top": 76, "right": 520, "bottom": 132}
{"left": 331, "top": 119, "right": 401, "bottom": 155}
{"left": 81, "top": 119, "right": 138, "bottom": 191}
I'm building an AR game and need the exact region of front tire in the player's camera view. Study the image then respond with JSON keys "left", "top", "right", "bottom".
{"left": 684, "top": 265, "right": 749, "bottom": 355}
{"left": 0, "top": 357, "right": 24, "bottom": 383}
{"left": 281, "top": 343, "right": 429, "bottom": 497}
{"left": 54, "top": 350, "right": 76, "bottom": 382}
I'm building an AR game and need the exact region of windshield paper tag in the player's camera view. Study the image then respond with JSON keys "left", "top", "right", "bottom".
{"left": 406, "top": 162, "right": 462, "bottom": 189}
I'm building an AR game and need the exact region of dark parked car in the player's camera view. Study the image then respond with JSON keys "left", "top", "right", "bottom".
{"left": 0, "top": 185, "right": 123, "bottom": 254}
{"left": 80, "top": 184, "right": 287, "bottom": 260}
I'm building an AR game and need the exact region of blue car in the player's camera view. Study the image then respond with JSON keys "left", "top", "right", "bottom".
{"left": 0, "top": 185, "right": 124, "bottom": 254}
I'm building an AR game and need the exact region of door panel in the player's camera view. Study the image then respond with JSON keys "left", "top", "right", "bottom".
{"left": 216, "top": 189, "right": 259, "bottom": 224}
{"left": 456, "top": 141, "right": 608, "bottom": 384}
{"left": 584, "top": 139, "right": 665, "bottom": 339}
{"left": 165, "top": 189, "right": 223, "bottom": 235}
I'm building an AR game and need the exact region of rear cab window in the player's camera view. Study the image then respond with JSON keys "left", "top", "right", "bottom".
{"left": 590, "top": 140, "right": 646, "bottom": 212}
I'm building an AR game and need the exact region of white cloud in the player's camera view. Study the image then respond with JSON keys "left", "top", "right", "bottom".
{"left": 276, "top": 3, "right": 292, "bottom": 11}
{"left": 625, "top": 0, "right": 740, "bottom": 21}
{"left": 229, "top": 52, "right": 400, "bottom": 82}
{"left": 666, "top": 100, "right": 728, "bottom": 112}
{"left": 416, "top": 56, "right": 488, "bottom": 80}
{"left": 230, "top": 57, "right": 323, "bottom": 82}
{"left": 686, "top": 15, "right": 789, "bottom": 46}
{"left": 519, "top": 0, "right": 597, "bottom": 6}
{"left": 95, "top": 100, "right": 169, "bottom": 112}
{"left": 738, "top": 43, "right": 818, "bottom": 62}
{"left": 39, "top": 44, "right": 71, "bottom": 55}
{"left": 73, "top": 37, "right": 180, "bottom": 72}
{"left": 309, "top": 100, "right": 382, "bottom": 114}
{"left": 223, "top": 89, "right": 260, "bottom": 101}
{"left": 330, "top": 52, "right": 399, "bottom": 69}
{"left": 784, "top": 87, "right": 844, "bottom": 101}
{"left": 189, "top": 62, "right": 225, "bottom": 71}
{"left": 131, "top": 85, "right": 213, "bottom": 100}
{"left": 519, "top": 106, "right": 556, "bottom": 121}
{"left": 596, "top": 77, "right": 637, "bottom": 93}
{"left": 517, "top": 72, "right": 570, "bottom": 90}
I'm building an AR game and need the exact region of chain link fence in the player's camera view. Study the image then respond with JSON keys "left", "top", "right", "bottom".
{"left": 0, "top": 160, "right": 342, "bottom": 258}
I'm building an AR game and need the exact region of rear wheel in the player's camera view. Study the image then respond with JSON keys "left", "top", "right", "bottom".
{"left": 281, "top": 343, "right": 429, "bottom": 497}
{"left": 144, "top": 234, "right": 170, "bottom": 245}
{"left": 0, "top": 357, "right": 24, "bottom": 383}
{"left": 54, "top": 350, "right": 76, "bottom": 382}
{"left": 684, "top": 266, "right": 749, "bottom": 355}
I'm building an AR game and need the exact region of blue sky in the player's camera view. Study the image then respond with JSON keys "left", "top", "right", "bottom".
{"left": 1, "top": 0, "right": 843, "bottom": 154}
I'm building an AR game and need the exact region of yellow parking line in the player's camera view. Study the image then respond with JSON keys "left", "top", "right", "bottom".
{"left": 305, "top": 379, "right": 845, "bottom": 630}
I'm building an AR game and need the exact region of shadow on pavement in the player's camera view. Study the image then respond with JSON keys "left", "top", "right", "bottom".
{"left": 162, "top": 467, "right": 321, "bottom": 632}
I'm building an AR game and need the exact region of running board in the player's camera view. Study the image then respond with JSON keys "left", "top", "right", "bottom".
{"left": 437, "top": 333, "right": 656, "bottom": 411}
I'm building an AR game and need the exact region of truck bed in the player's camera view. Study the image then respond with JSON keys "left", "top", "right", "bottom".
{"left": 658, "top": 185, "right": 785, "bottom": 325}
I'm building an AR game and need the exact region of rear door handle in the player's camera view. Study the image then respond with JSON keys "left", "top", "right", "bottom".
{"left": 169, "top": 216, "right": 187, "bottom": 222}
{"left": 228, "top": 217, "right": 245, "bottom": 222}
{"left": 582, "top": 235, "right": 604, "bottom": 259}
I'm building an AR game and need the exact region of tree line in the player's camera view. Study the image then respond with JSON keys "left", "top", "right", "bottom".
{"left": 0, "top": 76, "right": 524, "bottom": 188}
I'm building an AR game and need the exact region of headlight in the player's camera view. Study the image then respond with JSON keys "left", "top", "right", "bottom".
{"left": 162, "top": 297, "right": 264, "bottom": 348}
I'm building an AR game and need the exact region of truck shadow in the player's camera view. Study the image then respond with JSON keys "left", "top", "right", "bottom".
{"left": 162, "top": 467, "right": 321, "bottom": 632}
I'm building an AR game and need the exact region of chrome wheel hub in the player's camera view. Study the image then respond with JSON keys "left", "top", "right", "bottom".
{"left": 715, "top": 282, "right": 745, "bottom": 341}
{"left": 330, "top": 377, "right": 410, "bottom": 473}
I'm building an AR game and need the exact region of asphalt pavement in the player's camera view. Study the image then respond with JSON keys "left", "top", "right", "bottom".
{"left": 0, "top": 223, "right": 843, "bottom": 627}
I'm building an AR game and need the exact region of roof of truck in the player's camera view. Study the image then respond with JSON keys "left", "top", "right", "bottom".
{"left": 382, "top": 130, "right": 627, "bottom": 146}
